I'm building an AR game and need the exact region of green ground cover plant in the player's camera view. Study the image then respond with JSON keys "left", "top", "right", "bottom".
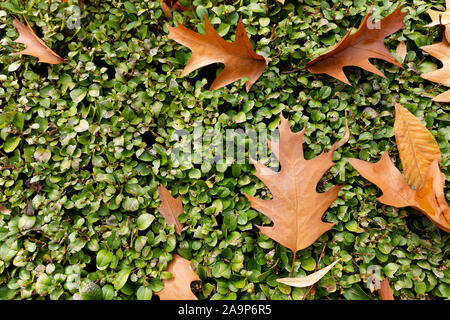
{"left": 0, "top": 0, "right": 448, "bottom": 300}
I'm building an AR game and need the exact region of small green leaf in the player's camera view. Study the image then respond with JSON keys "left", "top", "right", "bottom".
{"left": 343, "top": 285, "right": 374, "bottom": 300}
{"left": 136, "top": 213, "right": 154, "bottom": 230}
{"left": 70, "top": 88, "right": 87, "bottom": 104}
{"left": 96, "top": 249, "right": 113, "bottom": 270}
{"left": 136, "top": 286, "right": 153, "bottom": 300}
{"left": 3, "top": 136, "right": 21, "bottom": 153}
{"left": 18, "top": 215, "right": 36, "bottom": 231}
{"left": 114, "top": 267, "right": 132, "bottom": 291}
{"left": 123, "top": 197, "right": 139, "bottom": 212}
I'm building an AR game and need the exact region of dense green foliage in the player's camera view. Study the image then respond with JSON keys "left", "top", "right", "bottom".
{"left": 0, "top": 0, "right": 449, "bottom": 300}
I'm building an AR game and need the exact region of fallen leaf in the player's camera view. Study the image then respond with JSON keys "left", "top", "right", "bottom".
{"left": 160, "top": 0, "right": 173, "bottom": 19}
{"left": 277, "top": 259, "right": 340, "bottom": 288}
{"left": 394, "top": 103, "right": 442, "bottom": 189}
{"left": 166, "top": 15, "right": 269, "bottom": 91}
{"left": 0, "top": 205, "right": 11, "bottom": 216}
{"left": 396, "top": 41, "right": 407, "bottom": 62}
{"left": 414, "top": 159, "right": 450, "bottom": 232}
{"left": 425, "top": 0, "right": 450, "bottom": 27}
{"left": 12, "top": 18, "right": 65, "bottom": 65}
{"left": 245, "top": 114, "right": 349, "bottom": 253}
{"left": 24, "top": 200, "right": 35, "bottom": 216}
{"left": 421, "top": 30, "right": 450, "bottom": 102}
{"left": 306, "top": 6, "right": 406, "bottom": 84}
{"left": 378, "top": 278, "right": 394, "bottom": 300}
{"left": 161, "top": 0, "right": 191, "bottom": 19}
{"left": 348, "top": 104, "right": 450, "bottom": 233}
{"left": 26, "top": 178, "right": 43, "bottom": 194}
{"left": 156, "top": 255, "right": 199, "bottom": 300}
{"left": 157, "top": 184, "right": 184, "bottom": 235}
{"left": 349, "top": 152, "right": 416, "bottom": 208}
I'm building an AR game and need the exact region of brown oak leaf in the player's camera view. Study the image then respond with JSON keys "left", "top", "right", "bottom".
{"left": 245, "top": 114, "right": 349, "bottom": 254}
{"left": 157, "top": 184, "right": 184, "bottom": 235}
{"left": 160, "top": 0, "right": 191, "bottom": 20}
{"left": 421, "top": 30, "right": 450, "bottom": 102}
{"left": 156, "top": 254, "right": 199, "bottom": 300}
{"left": 166, "top": 15, "right": 269, "bottom": 91}
{"left": 306, "top": 5, "right": 406, "bottom": 84}
{"left": 12, "top": 18, "right": 65, "bottom": 64}
{"left": 348, "top": 104, "right": 449, "bottom": 233}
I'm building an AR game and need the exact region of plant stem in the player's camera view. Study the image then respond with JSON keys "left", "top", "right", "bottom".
{"left": 289, "top": 252, "right": 296, "bottom": 277}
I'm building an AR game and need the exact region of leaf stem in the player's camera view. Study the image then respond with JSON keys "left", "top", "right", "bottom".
{"left": 289, "top": 252, "right": 296, "bottom": 277}
{"left": 281, "top": 68, "right": 303, "bottom": 74}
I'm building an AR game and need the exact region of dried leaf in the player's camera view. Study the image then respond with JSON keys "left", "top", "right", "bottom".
{"left": 350, "top": 154, "right": 450, "bottom": 232}
{"left": 396, "top": 41, "right": 407, "bottom": 62}
{"left": 245, "top": 114, "right": 349, "bottom": 253}
{"left": 414, "top": 159, "right": 450, "bottom": 232}
{"left": 24, "top": 200, "right": 35, "bottom": 216}
{"left": 394, "top": 103, "right": 442, "bottom": 189}
{"left": 157, "top": 184, "right": 184, "bottom": 235}
{"left": 0, "top": 205, "right": 11, "bottom": 216}
{"left": 160, "top": 0, "right": 191, "bottom": 19}
{"left": 378, "top": 278, "right": 394, "bottom": 300}
{"left": 306, "top": 6, "right": 406, "bottom": 84}
{"left": 349, "top": 152, "right": 416, "bottom": 208}
{"left": 349, "top": 104, "right": 449, "bottom": 233}
{"left": 156, "top": 255, "right": 199, "bottom": 300}
{"left": 421, "top": 32, "right": 450, "bottom": 102}
{"left": 12, "top": 18, "right": 65, "bottom": 65}
{"left": 425, "top": 0, "right": 450, "bottom": 27}
{"left": 166, "top": 15, "right": 269, "bottom": 91}
{"left": 160, "top": 0, "right": 173, "bottom": 19}
{"left": 277, "top": 260, "right": 340, "bottom": 288}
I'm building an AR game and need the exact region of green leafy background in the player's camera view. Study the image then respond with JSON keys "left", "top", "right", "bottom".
{"left": 0, "top": 0, "right": 449, "bottom": 300}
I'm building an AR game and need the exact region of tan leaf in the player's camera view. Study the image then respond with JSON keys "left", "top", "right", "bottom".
{"left": 415, "top": 159, "right": 450, "bottom": 232}
{"left": 395, "top": 41, "right": 407, "bottom": 62}
{"left": 156, "top": 255, "right": 199, "bottom": 300}
{"left": 348, "top": 152, "right": 417, "bottom": 208}
{"left": 157, "top": 184, "right": 184, "bottom": 235}
{"left": 306, "top": 6, "right": 406, "bottom": 84}
{"left": 349, "top": 105, "right": 450, "bottom": 233}
{"left": 245, "top": 114, "right": 349, "bottom": 253}
{"left": 160, "top": 0, "right": 173, "bottom": 19}
{"left": 378, "top": 278, "right": 394, "bottom": 300}
{"left": 425, "top": 1, "right": 450, "bottom": 27}
{"left": 393, "top": 103, "right": 442, "bottom": 189}
{"left": 12, "top": 18, "right": 65, "bottom": 65}
{"left": 0, "top": 205, "right": 11, "bottom": 215}
{"left": 277, "top": 259, "right": 340, "bottom": 288}
{"left": 160, "top": 0, "right": 192, "bottom": 19}
{"left": 166, "top": 15, "right": 269, "bottom": 91}
{"left": 421, "top": 33, "right": 450, "bottom": 102}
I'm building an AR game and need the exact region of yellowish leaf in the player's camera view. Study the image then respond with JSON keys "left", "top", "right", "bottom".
{"left": 276, "top": 260, "right": 340, "bottom": 288}
{"left": 396, "top": 41, "right": 407, "bottom": 62}
{"left": 393, "top": 103, "right": 442, "bottom": 189}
